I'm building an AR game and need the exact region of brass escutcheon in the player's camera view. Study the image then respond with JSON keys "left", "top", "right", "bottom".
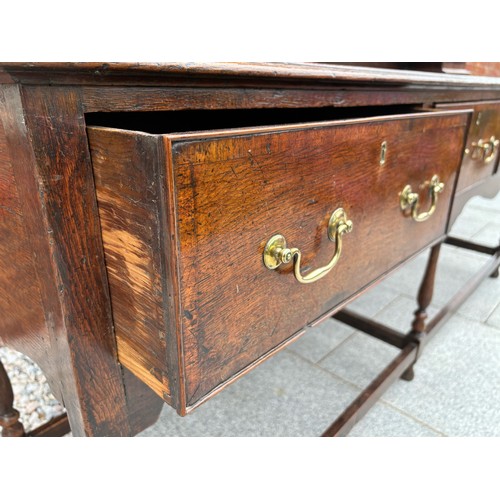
{"left": 263, "top": 208, "right": 353, "bottom": 284}
{"left": 399, "top": 175, "right": 445, "bottom": 222}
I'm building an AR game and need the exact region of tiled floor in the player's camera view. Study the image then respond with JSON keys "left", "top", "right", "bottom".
{"left": 140, "top": 191, "right": 500, "bottom": 437}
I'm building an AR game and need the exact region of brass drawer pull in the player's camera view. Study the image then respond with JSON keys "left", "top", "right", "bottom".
{"left": 399, "top": 175, "right": 444, "bottom": 222}
{"left": 263, "top": 208, "right": 353, "bottom": 284}
{"left": 465, "top": 136, "right": 499, "bottom": 163}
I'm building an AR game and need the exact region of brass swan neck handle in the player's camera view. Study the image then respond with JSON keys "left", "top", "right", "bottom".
{"left": 400, "top": 175, "right": 444, "bottom": 223}
{"left": 263, "top": 208, "right": 353, "bottom": 284}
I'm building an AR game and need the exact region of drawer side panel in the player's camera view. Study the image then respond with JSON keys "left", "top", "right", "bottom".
{"left": 88, "top": 127, "right": 172, "bottom": 403}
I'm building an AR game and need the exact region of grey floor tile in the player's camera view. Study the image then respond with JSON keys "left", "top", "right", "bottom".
{"left": 380, "top": 250, "right": 429, "bottom": 298}
{"left": 449, "top": 210, "right": 490, "bottom": 239}
{"left": 349, "top": 402, "right": 443, "bottom": 437}
{"left": 139, "top": 350, "right": 359, "bottom": 437}
{"left": 382, "top": 316, "right": 500, "bottom": 436}
{"left": 373, "top": 294, "right": 440, "bottom": 333}
{"left": 470, "top": 221, "right": 500, "bottom": 247}
{"left": 486, "top": 302, "right": 500, "bottom": 329}
{"left": 464, "top": 192, "right": 500, "bottom": 213}
{"left": 318, "top": 332, "right": 400, "bottom": 389}
{"left": 287, "top": 319, "right": 354, "bottom": 364}
{"left": 345, "top": 282, "right": 401, "bottom": 317}
{"left": 454, "top": 275, "right": 500, "bottom": 322}
{"left": 384, "top": 246, "right": 490, "bottom": 308}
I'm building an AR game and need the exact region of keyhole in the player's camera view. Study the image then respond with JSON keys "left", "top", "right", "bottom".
{"left": 380, "top": 141, "right": 387, "bottom": 165}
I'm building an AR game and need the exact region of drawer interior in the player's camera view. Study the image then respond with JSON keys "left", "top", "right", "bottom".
{"left": 85, "top": 104, "right": 423, "bottom": 134}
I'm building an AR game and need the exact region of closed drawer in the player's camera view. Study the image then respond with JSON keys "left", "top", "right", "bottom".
{"left": 88, "top": 109, "right": 469, "bottom": 414}
{"left": 438, "top": 101, "right": 500, "bottom": 192}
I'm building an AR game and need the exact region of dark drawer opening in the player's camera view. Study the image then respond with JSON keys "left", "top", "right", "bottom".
{"left": 85, "top": 104, "right": 422, "bottom": 135}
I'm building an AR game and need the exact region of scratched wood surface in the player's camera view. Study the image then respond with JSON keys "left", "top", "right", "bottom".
{"left": 438, "top": 101, "right": 500, "bottom": 192}
{"left": 89, "top": 128, "right": 173, "bottom": 404}
{"left": 0, "top": 96, "right": 49, "bottom": 352}
{"left": 4, "top": 85, "right": 132, "bottom": 435}
{"left": 88, "top": 110, "right": 469, "bottom": 413}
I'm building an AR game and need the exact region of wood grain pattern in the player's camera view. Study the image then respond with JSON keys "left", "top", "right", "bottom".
{"left": 88, "top": 109, "right": 469, "bottom": 413}
{"left": 437, "top": 101, "right": 500, "bottom": 192}
{"left": 89, "top": 128, "right": 172, "bottom": 403}
{"left": 3, "top": 62, "right": 500, "bottom": 88}
{"left": 171, "top": 112, "right": 469, "bottom": 408}
{"left": 0, "top": 93, "right": 49, "bottom": 351}
{"left": 82, "top": 86, "right": 500, "bottom": 114}
{"left": 11, "top": 85, "right": 131, "bottom": 436}
{"left": 1, "top": 63, "right": 499, "bottom": 436}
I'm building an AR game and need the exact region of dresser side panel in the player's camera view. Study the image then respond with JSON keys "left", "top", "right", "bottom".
{"left": 0, "top": 91, "right": 48, "bottom": 348}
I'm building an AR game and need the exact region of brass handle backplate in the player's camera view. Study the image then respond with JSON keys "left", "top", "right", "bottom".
{"left": 399, "top": 175, "right": 444, "bottom": 223}
{"left": 465, "top": 136, "right": 499, "bottom": 163}
{"left": 263, "top": 208, "right": 353, "bottom": 284}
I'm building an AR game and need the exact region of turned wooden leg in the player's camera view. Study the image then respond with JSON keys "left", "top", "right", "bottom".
{"left": 0, "top": 358, "right": 25, "bottom": 437}
{"left": 401, "top": 244, "right": 442, "bottom": 381}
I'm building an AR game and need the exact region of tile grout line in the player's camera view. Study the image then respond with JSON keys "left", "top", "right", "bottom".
{"left": 313, "top": 329, "right": 357, "bottom": 365}
{"left": 376, "top": 397, "right": 448, "bottom": 436}
{"left": 314, "top": 290, "right": 413, "bottom": 366}
{"left": 286, "top": 350, "right": 448, "bottom": 436}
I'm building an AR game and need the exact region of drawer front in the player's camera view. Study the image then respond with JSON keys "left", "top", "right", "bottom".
{"left": 439, "top": 101, "right": 500, "bottom": 192}
{"left": 169, "top": 112, "right": 469, "bottom": 408}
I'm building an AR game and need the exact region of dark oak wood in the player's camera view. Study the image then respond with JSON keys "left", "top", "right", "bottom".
{"left": 0, "top": 358, "right": 25, "bottom": 437}
{"left": 0, "top": 94, "right": 49, "bottom": 351}
{"left": 411, "top": 244, "right": 442, "bottom": 339}
{"left": 27, "top": 413, "right": 70, "bottom": 437}
{"left": 89, "top": 110, "right": 468, "bottom": 413}
{"left": 1, "top": 63, "right": 500, "bottom": 436}
{"left": 333, "top": 310, "right": 408, "bottom": 349}
{"left": 0, "top": 85, "right": 133, "bottom": 436}
{"left": 445, "top": 236, "right": 498, "bottom": 255}
{"left": 437, "top": 101, "right": 500, "bottom": 193}
{"left": 81, "top": 86, "right": 500, "bottom": 114}
{"left": 121, "top": 367, "right": 164, "bottom": 435}
{"left": 88, "top": 128, "right": 175, "bottom": 405}
{"left": 400, "top": 244, "right": 442, "bottom": 381}
{"left": 3, "top": 62, "right": 500, "bottom": 88}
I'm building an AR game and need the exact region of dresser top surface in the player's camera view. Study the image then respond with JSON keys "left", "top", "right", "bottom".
{"left": 2, "top": 62, "right": 500, "bottom": 88}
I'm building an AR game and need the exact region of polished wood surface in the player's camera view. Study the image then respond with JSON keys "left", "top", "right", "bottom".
{"left": 3, "top": 62, "right": 500, "bottom": 87}
{"left": 0, "top": 63, "right": 499, "bottom": 436}
{"left": 170, "top": 112, "right": 468, "bottom": 410}
{"left": 89, "top": 110, "right": 468, "bottom": 412}
{"left": 438, "top": 101, "right": 500, "bottom": 192}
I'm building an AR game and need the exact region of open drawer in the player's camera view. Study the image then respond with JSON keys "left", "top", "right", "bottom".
{"left": 87, "top": 108, "right": 469, "bottom": 414}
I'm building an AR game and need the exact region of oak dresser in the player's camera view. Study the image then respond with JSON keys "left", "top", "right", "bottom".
{"left": 0, "top": 63, "right": 499, "bottom": 436}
